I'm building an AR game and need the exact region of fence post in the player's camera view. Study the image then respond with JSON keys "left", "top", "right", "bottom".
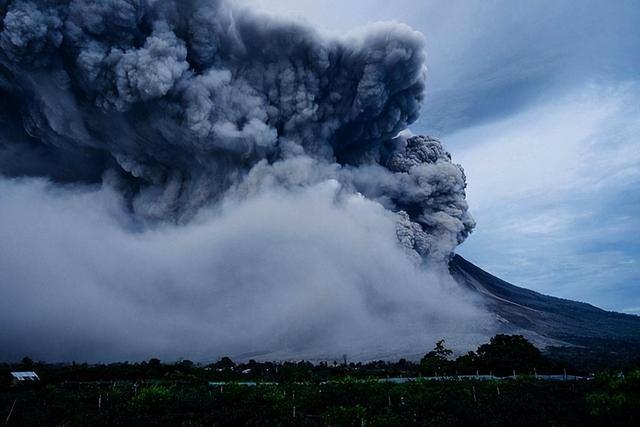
{"left": 5, "top": 399, "right": 17, "bottom": 425}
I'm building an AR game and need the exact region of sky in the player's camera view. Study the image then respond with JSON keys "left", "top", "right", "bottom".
{"left": 239, "top": 0, "right": 640, "bottom": 313}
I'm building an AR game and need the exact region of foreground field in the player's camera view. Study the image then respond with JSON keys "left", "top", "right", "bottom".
{"left": 3, "top": 335, "right": 639, "bottom": 425}
{"left": 2, "top": 373, "right": 639, "bottom": 426}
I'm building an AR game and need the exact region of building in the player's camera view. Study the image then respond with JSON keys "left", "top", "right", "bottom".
{"left": 10, "top": 371, "right": 40, "bottom": 384}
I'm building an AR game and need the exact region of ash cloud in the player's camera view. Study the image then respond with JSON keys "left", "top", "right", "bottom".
{"left": 0, "top": 178, "right": 490, "bottom": 362}
{"left": 0, "top": 0, "right": 485, "bottom": 361}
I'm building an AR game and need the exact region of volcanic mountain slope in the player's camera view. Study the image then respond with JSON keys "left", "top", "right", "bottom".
{"left": 450, "top": 254, "right": 640, "bottom": 349}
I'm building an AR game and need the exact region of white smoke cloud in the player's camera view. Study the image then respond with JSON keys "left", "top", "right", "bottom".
{"left": 0, "top": 177, "right": 490, "bottom": 362}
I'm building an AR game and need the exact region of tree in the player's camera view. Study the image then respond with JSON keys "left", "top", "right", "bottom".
{"left": 454, "top": 351, "right": 479, "bottom": 375}
{"left": 178, "top": 359, "right": 194, "bottom": 369}
{"left": 475, "top": 334, "right": 546, "bottom": 375}
{"left": 20, "top": 356, "right": 34, "bottom": 369}
{"left": 420, "top": 340, "right": 453, "bottom": 375}
{"left": 212, "top": 357, "right": 236, "bottom": 370}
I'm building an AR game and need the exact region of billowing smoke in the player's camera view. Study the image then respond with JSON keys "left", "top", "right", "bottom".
{"left": 0, "top": 0, "right": 487, "bottom": 362}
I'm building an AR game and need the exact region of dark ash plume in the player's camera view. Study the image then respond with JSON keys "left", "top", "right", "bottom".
{"left": 0, "top": 0, "right": 473, "bottom": 262}
{"left": 0, "top": 0, "right": 485, "bottom": 362}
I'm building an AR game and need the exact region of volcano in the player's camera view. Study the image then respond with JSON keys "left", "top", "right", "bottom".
{"left": 451, "top": 254, "right": 640, "bottom": 351}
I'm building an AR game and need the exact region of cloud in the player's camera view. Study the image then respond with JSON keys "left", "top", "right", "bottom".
{"left": 235, "top": 1, "right": 640, "bottom": 313}
{"left": 239, "top": 0, "right": 640, "bottom": 135}
{"left": 449, "top": 83, "right": 640, "bottom": 311}
{"left": 0, "top": 0, "right": 426, "bottom": 217}
{"left": 0, "top": 177, "right": 490, "bottom": 362}
{"left": 0, "top": 0, "right": 497, "bottom": 362}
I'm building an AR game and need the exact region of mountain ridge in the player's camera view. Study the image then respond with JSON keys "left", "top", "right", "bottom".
{"left": 450, "top": 254, "right": 640, "bottom": 349}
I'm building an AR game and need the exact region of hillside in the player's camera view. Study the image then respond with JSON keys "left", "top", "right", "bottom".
{"left": 450, "top": 254, "right": 640, "bottom": 349}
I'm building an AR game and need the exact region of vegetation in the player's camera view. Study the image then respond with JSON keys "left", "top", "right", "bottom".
{"left": 420, "top": 335, "right": 553, "bottom": 376}
{"left": 1, "top": 335, "right": 639, "bottom": 425}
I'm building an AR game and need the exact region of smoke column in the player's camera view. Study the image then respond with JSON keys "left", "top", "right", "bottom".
{"left": 0, "top": 0, "right": 490, "bottom": 362}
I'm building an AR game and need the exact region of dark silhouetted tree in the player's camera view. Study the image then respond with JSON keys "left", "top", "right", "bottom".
{"left": 475, "top": 334, "right": 546, "bottom": 375}
{"left": 421, "top": 340, "right": 453, "bottom": 375}
{"left": 212, "top": 357, "right": 236, "bottom": 369}
{"left": 20, "top": 356, "right": 34, "bottom": 369}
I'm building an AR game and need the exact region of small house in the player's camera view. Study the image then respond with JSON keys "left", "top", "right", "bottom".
{"left": 10, "top": 371, "right": 40, "bottom": 385}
